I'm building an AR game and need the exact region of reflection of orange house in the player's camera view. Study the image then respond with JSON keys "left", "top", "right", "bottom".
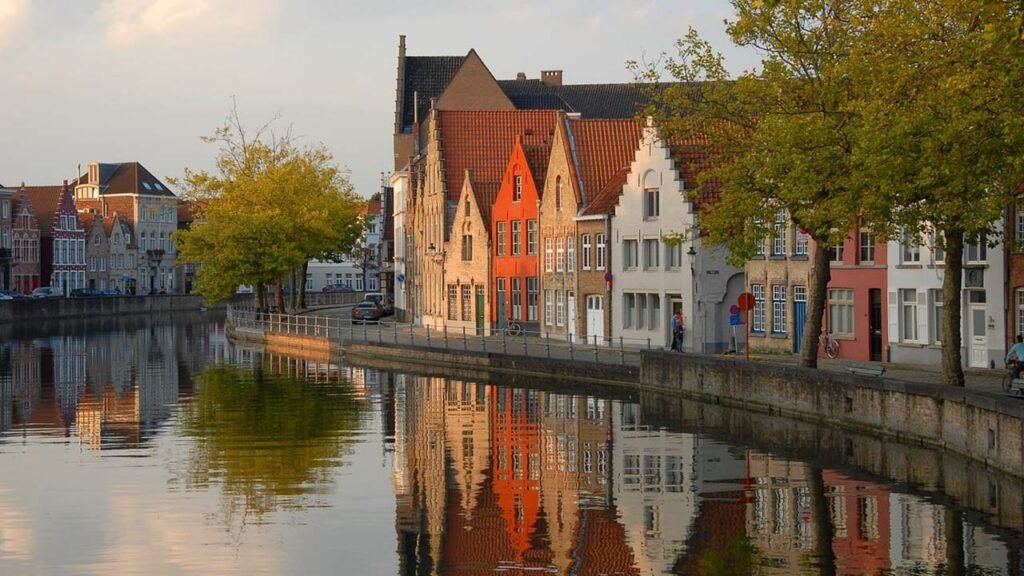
{"left": 823, "top": 470, "right": 891, "bottom": 576}
{"left": 490, "top": 387, "right": 543, "bottom": 565}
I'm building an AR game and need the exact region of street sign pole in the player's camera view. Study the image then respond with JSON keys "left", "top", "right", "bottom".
{"left": 745, "top": 309, "right": 750, "bottom": 361}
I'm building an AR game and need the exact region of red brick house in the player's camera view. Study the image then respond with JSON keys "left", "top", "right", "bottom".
{"left": 16, "top": 181, "right": 86, "bottom": 294}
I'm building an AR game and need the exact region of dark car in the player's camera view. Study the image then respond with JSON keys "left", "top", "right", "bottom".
{"left": 0, "top": 289, "right": 26, "bottom": 299}
{"left": 31, "top": 286, "right": 61, "bottom": 299}
{"left": 351, "top": 300, "right": 383, "bottom": 324}
{"left": 70, "top": 288, "right": 101, "bottom": 298}
{"left": 323, "top": 283, "right": 355, "bottom": 293}
{"left": 98, "top": 288, "right": 123, "bottom": 297}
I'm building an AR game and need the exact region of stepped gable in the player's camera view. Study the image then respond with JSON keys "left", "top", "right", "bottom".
{"left": 568, "top": 118, "right": 643, "bottom": 208}
{"left": 400, "top": 55, "right": 467, "bottom": 133}
{"left": 14, "top": 186, "right": 62, "bottom": 235}
{"left": 438, "top": 110, "right": 558, "bottom": 202}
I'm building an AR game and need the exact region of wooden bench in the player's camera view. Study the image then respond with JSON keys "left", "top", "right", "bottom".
{"left": 846, "top": 362, "right": 886, "bottom": 377}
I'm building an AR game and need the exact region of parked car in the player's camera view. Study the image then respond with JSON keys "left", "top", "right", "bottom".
{"left": 0, "top": 293, "right": 12, "bottom": 301}
{"left": 70, "top": 288, "right": 101, "bottom": 298}
{"left": 322, "top": 283, "right": 355, "bottom": 293}
{"left": 363, "top": 292, "right": 393, "bottom": 315}
{"left": 0, "top": 289, "right": 26, "bottom": 299}
{"left": 31, "top": 286, "right": 61, "bottom": 299}
{"left": 351, "top": 300, "right": 383, "bottom": 324}
{"left": 97, "top": 288, "right": 123, "bottom": 297}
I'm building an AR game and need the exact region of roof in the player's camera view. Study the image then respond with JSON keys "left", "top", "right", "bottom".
{"left": 399, "top": 55, "right": 467, "bottom": 133}
{"left": 568, "top": 118, "right": 643, "bottom": 209}
{"left": 13, "top": 186, "right": 62, "bottom": 235}
{"left": 437, "top": 110, "right": 559, "bottom": 203}
{"left": 522, "top": 143, "right": 552, "bottom": 198}
{"left": 581, "top": 168, "right": 629, "bottom": 217}
{"left": 469, "top": 180, "right": 501, "bottom": 225}
{"left": 75, "top": 162, "right": 175, "bottom": 197}
{"left": 498, "top": 81, "right": 664, "bottom": 119}
{"left": 669, "top": 136, "right": 719, "bottom": 210}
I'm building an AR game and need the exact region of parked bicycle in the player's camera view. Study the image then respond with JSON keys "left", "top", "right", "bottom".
{"left": 504, "top": 320, "right": 523, "bottom": 337}
{"left": 1003, "top": 361, "right": 1024, "bottom": 396}
{"left": 819, "top": 331, "right": 839, "bottom": 359}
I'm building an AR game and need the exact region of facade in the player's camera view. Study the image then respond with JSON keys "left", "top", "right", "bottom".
{"left": 828, "top": 228, "right": 889, "bottom": 361}
{"left": 107, "top": 213, "right": 138, "bottom": 294}
{"left": 491, "top": 138, "right": 549, "bottom": 333}
{"left": 73, "top": 161, "right": 179, "bottom": 294}
{"left": 0, "top": 187, "right": 11, "bottom": 290}
{"left": 1007, "top": 207, "right": 1024, "bottom": 346}
{"left": 445, "top": 176, "right": 494, "bottom": 335}
{"left": 82, "top": 213, "right": 111, "bottom": 290}
{"left": 391, "top": 170, "right": 409, "bottom": 321}
{"left": 887, "top": 226, "right": 1005, "bottom": 368}
{"left": 9, "top": 189, "right": 41, "bottom": 294}
{"left": 17, "top": 182, "right": 85, "bottom": 294}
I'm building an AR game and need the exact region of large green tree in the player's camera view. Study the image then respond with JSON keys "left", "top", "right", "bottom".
{"left": 635, "top": 0, "right": 868, "bottom": 369}
{"left": 852, "top": 0, "right": 1024, "bottom": 386}
{"left": 172, "top": 106, "right": 364, "bottom": 311}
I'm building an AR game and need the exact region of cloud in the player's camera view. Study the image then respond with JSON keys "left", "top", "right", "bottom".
{"left": 0, "top": 0, "right": 30, "bottom": 50}
{"left": 96, "top": 0, "right": 279, "bottom": 47}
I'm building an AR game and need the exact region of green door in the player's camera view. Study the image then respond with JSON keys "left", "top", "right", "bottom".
{"left": 475, "top": 287, "right": 485, "bottom": 336}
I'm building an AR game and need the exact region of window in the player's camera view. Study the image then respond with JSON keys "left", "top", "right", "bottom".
{"left": 649, "top": 294, "right": 660, "bottom": 330}
{"left": 527, "top": 220, "right": 538, "bottom": 255}
{"left": 644, "top": 239, "right": 659, "bottom": 269}
{"left": 512, "top": 220, "right": 522, "bottom": 256}
{"left": 965, "top": 237, "right": 987, "bottom": 263}
{"left": 636, "top": 294, "right": 647, "bottom": 329}
{"left": 461, "top": 285, "right": 472, "bottom": 321}
{"left": 511, "top": 278, "right": 522, "bottom": 320}
{"left": 545, "top": 239, "right": 554, "bottom": 272}
{"left": 644, "top": 187, "right": 659, "bottom": 219}
{"left": 752, "top": 284, "right": 765, "bottom": 333}
{"left": 556, "top": 290, "right": 565, "bottom": 326}
{"left": 514, "top": 174, "right": 522, "bottom": 202}
{"left": 901, "top": 289, "right": 918, "bottom": 342}
{"left": 900, "top": 229, "right": 920, "bottom": 263}
{"left": 933, "top": 289, "right": 945, "bottom": 344}
{"left": 623, "top": 293, "right": 635, "bottom": 328}
{"left": 582, "top": 235, "right": 592, "bottom": 269}
{"left": 555, "top": 176, "right": 562, "bottom": 211}
{"left": 596, "top": 234, "right": 606, "bottom": 269}
{"left": 772, "top": 209, "right": 786, "bottom": 256}
{"left": 831, "top": 243, "right": 845, "bottom": 263}
{"left": 497, "top": 278, "right": 506, "bottom": 319}
{"left": 527, "top": 277, "right": 538, "bottom": 321}
{"left": 859, "top": 229, "right": 875, "bottom": 263}
{"left": 464, "top": 197, "right": 470, "bottom": 217}
{"left": 544, "top": 290, "right": 553, "bottom": 325}
{"left": 462, "top": 235, "right": 473, "bottom": 261}
{"left": 794, "top": 229, "right": 809, "bottom": 256}
{"left": 556, "top": 238, "right": 565, "bottom": 272}
{"left": 497, "top": 222, "right": 506, "bottom": 256}
{"left": 623, "top": 239, "right": 639, "bottom": 269}
{"left": 771, "top": 285, "right": 787, "bottom": 334}
{"left": 829, "top": 288, "right": 854, "bottom": 338}
{"left": 930, "top": 230, "right": 945, "bottom": 264}
{"left": 566, "top": 237, "right": 575, "bottom": 272}
{"left": 666, "top": 242, "right": 682, "bottom": 269}
{"left": 448, "top": 285, "right": 458, "bottom": 320}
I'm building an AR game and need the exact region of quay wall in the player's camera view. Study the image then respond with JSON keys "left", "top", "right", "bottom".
{"left": 0, "top": 295, "right": 211, "bottom": 325}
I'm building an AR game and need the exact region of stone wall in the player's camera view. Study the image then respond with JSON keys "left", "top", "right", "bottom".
{"left": 0, "top": 295, "right": 209, "bottom": 325}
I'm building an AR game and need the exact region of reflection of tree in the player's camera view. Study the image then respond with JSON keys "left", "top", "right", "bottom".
{"left": 179, "top": 363, "right": 366, "bottom": 521}
{"left": 691, "top": 536, "right": 760, "bottom": 576}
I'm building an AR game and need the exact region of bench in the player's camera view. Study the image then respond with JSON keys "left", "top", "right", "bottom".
{"left": 846, "top": 362, "right": 886, "bottom": 377}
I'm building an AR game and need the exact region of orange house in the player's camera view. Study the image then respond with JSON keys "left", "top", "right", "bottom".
{"left": 491, "top": 137, "right": 551, "bottom": 332}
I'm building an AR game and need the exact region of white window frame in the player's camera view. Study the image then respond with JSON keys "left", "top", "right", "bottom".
{"left": 772, "top": 209, "right": 786, "bottom": 256}
{"left": 644, "top": 187, "right": 659, "bottom": 219}
{"left": 859, "top": 229, "right": 875, "bottom": 263}
{"left": 771, "top": 284, "right": 787, "bottom": 334}
{"left": 828, "top": 288, "right": 855, "bottom": 338}
{"left": 512, "top": 220, "right": 522, "bottom": 256}
{"left": 545, "top": 239, "right": 554, "bottom": 272}
{"left": 666, "top": 242, "right": 682, "bottom": 269}
{"left": 566, "top": 237, "right": 575, "bottom": 272}
{"left": 794, "top": 229, "right": 809, "bottom": 257}
{"left": 900, "top": 229, "right": 921, "bottom": 264}
{"left": 901, "top": 289, "right": 919, "bottom": 342}
{"left": 932, "top": 289, "right": 945, "bottom": 344}
{"left": 623, "top": 239, "right": 638, "bottom": 270}
{"left": 752, "top": 284, "right": 765, "bottom": 333}
{"left": 544, "top": 290, "right": 554, "bottom": 325}
{"left": 496, "top": 222, "right": 506, "bottom": 257}
{"left": 643, "top": 239, "right": 659, "bottom": 270}
{"left": 556, "top": 290, "right": 565, "bottom": 326}
{"left": 556, "top": 238, "right": 565, "bottom": 272}
{"left": 582, "top": 234, "right": 592, "bottom": 270}
{"left": 527, "top": 219, "right": 538, "bottom": 256}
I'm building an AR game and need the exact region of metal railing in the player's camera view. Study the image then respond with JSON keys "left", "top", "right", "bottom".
{"left": 226, "top": 306, "right": 668, "bottom": 367}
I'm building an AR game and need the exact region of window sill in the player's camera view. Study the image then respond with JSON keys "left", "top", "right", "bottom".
{"left": 895, "top": 264, "right": 922, "bottom": 269}
{"left": 791, "top": 255, "right": 809, "bottom": 261}
{"left": 770, "top": 333, "right": 789, "bottom": 339}
{"left": 769, "top": 255, "right": 787, "bottom": 260}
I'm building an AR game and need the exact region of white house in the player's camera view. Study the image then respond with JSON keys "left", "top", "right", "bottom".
{"left": 391, "top": 170, "right": 409, "bottom": 321}
{"left": 610, "top": 124, "right": 744, "bottom": 353}
{"left": 886, "top": 226, "right": 1006, "bottom": 368}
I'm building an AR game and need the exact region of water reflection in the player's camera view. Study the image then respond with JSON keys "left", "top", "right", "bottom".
{"left": 0, "top": 319, "right": 1021, "bottom": 575}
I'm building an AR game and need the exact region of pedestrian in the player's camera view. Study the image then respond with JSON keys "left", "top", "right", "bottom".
{"left": 671, "top": 311, "right": 684, "bottom": 352}
{"left": 1007, "top": 334, "right": 1024, "bottom": 380}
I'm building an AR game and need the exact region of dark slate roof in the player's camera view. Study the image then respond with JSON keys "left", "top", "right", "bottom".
{"left": 75, "top": 162, "right": 175, "bottom": 197}
{"left": 498, "top": 81, "right": 666, "bottom": 119}
{"left": 400, "top": 56, "right": 466, "bottom": 133}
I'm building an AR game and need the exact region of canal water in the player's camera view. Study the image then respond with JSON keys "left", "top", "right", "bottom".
{"left": 0, "top": 315, "right": 1020, "bottom": 575}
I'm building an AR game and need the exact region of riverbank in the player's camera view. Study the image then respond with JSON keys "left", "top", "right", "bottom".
{"left": 0, "top": 294, "right": 211, "bottom": 326}
{"left": 225, "top": 307, "right": 1024, "bottom": 482}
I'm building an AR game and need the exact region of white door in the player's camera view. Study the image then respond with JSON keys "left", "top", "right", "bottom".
{"left": 586, "top": 295, "right": 604, "bottom": 345}
{"left": 567, "top": 292, "right": 576, "bottom": 340}
{"left": 969, "top": 303, "right": 988, "bottom": 368}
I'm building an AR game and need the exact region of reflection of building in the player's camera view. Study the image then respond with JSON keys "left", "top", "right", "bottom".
{"left": 613, "top": 402, "right": 698, "bottom": 575}
{"left": 823, "top": 470, "right": 891, "bottom": 576}
{"left": 888, "top": 493, "right": 947, "bottom": 571}
{"left": 745, "top": 451, "right": 817, "bottom": 575}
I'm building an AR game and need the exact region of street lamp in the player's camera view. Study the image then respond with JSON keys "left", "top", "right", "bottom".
{"left": 687, "top": 244, "right": 697, "bottom": 353}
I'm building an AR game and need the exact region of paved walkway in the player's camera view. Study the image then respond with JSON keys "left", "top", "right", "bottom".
{"left": 296, "top": 304, "right": 1016, "bottom": 400}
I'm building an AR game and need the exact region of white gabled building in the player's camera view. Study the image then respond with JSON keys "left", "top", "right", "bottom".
{"left": 886, "top": 225, "right": 1006, "bottom": 368}
{"left": 610, "top": 123, "right": 744, "bottom": 353}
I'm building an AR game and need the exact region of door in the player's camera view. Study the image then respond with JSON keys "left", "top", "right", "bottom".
{"left": 586, "top": 295, "right": 604, "bottom": 345}
{"left": 968, "top": 300, "right": 988, "bottom": 368}
{"left": 869, "top": 289, "right": 883, "bottom": 361}
{"left": 567, "top": 292, "right": 576, "bottom": 339}
{"left": 475, "top": 287, "right": 485, "bottom": 336}
{"left": 792, "top": 286, "right": 807, "bottom": 354}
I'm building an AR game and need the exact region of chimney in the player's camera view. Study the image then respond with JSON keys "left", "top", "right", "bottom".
{"left": 541, "top": 70, "right": 563, "bottom": 87}
{"left": 516, "top": 72, "right": 527, "bottom": 81}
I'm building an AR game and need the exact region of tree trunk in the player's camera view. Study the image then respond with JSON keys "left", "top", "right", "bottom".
{"left": 256, "top": 284, "right": 266, "bottom": 313}
{"left": 942, "top": 227, "right": 966, "bottom": 387}
{"left": 298, "top": 261, "right": 309, "bottom": 309}
{"left": 288, "top": 269, "right": 298, "bottom": 311}
{"left": 799, "top": 241, "right": 832, "bottom": 368}
{"left": 274, "top": 279, "right": 285, "bottom": 313}
{"left": 944, "top": 508, "right": 966, "bottom": 576}
{"left": 809, "top": 466, "right": 836, "bottom": 576}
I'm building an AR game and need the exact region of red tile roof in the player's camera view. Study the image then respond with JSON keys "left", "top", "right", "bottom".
{"left": 669, "top": 137, "right": 720, "bottom": 211}
{"left": 580, "top": 168, "right": 629, "bottom": 216}
{"left": 14, "top": 186, "right": 62, "bottom": 235}
{"left": 522, "top": 143, "right": 552, "bottom": 198}
{"left": 470, "top": 180, "right": 501, "bottom": 225}
{"left": 567, "top": 118, "right": 643, "bottom": 207}
{"left": 438, "top": 110, "right": 559, "bottom": 202}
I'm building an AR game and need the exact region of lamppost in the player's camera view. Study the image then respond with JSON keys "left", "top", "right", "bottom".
{"left": 687, "top": 244, "right": 697, "bottom": 353}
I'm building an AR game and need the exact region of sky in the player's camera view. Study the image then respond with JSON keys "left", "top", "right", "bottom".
{"left": 0, "top": 0, "right": 759, "bottom": 198}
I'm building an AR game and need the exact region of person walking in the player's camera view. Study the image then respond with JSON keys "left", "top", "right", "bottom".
{"left": 671, "top": 311, "right": 684, "bottom": 352}
{"left": 1007, "top": 334, "right": 1024, "bottom": 380}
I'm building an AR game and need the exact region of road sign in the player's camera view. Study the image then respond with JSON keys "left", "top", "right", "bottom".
{"left": 730, "top": 314, "right": 742, "bottom": 326}
{"left": 729, "top": 304, "right": 740, "bottom": 315}
{"left": 737, "top": 292, "right": 756, "bottom": 311}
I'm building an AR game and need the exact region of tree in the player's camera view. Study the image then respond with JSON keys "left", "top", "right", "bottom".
{"left": 172, "top": 105, "right": 364, "bottom": 312}
{"left": 635, "top": 0, "right": 868, "bottom": 369}
{"left": 851, "top": 0, "right": 1024, "bottom": 386}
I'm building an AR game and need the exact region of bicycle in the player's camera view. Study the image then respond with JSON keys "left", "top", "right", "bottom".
{"left": 1003, "top": 361, "right": 1024, "bottom": 395}
{"left": 819, "top": 332, "right": 839, "bottom": 359}
{"left": 504, "top": 320, "right": 523, "bottom": 337}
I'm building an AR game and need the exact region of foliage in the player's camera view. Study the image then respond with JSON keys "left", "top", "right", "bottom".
{"left": 171, "top": 105, "right": 364, "bottom": 309}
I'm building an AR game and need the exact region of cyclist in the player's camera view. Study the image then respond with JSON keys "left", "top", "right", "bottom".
{"left": 1006, "top": 334, "right": 1024, "bottom": 380}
